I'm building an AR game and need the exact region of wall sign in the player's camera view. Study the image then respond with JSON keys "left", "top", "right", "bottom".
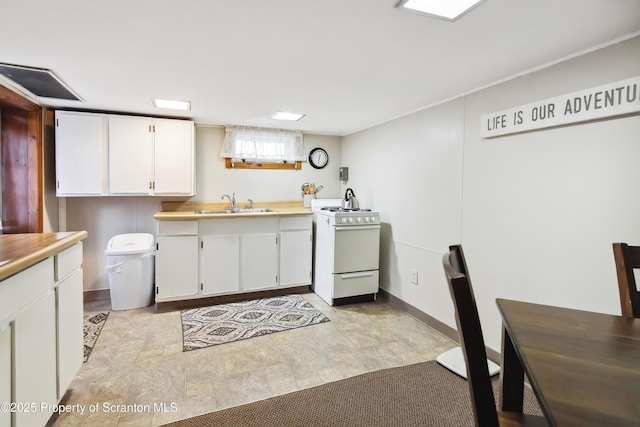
{"left": 480, "top": 76, "right": 640, "bottom": 138}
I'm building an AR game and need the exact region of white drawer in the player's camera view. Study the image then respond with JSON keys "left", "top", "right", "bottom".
{"left": 332, "top": 270, "right": 379, "bottom": 299}
{"left": 280, "top": 215, "right": 312, "bottom": 230}
{"left": 0, "top": 258, "right": 54, "bottom": 323}
{"left": 157, "top": 220, "right": 198, "bottom": 236}
{"left": 55, "top": 242, "right": 83, "bottom": 282}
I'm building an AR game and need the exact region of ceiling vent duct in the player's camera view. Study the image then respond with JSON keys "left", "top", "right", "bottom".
{"left": 0, "top": 63, "right": 82, "bottom": 101}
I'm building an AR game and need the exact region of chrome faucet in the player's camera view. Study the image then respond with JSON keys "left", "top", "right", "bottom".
{"left": 221, "top": 193, "right": 236, "bottom": 209}
{"left": 248, "top": 199, "right": 254, "bottom": 209}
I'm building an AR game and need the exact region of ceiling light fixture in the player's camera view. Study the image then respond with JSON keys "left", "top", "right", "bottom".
{"left": 271, "top": 111, "right": 305, "bottom": 121}
{"left": 152, "top": 98, "right": 191, "bottom": 111}
{"left": 396, "top": 0, "right": 486, "bottom": 22}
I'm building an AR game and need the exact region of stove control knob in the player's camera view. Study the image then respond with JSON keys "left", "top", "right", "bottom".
{"left": 370, "top": 217, "right": 376, "bottom": 223}
{"left": 348, "top": 217, "right": 354, "bottom": 223}
{"left": 364, "top": 217, "right": 369, "bottom": 223}
{"left": 356, "top": 217, "right": 362, "bottom": 223}
{"left": 341, "top": 218, "right": 347, "bottom": 224}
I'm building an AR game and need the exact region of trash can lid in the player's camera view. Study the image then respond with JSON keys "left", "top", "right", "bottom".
{"left": 105, "top": 233, "right": 155, "bottom": 255}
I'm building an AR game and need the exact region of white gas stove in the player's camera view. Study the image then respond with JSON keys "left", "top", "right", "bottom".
{"left": 313, "top": 207, "right": 381, "bottom": 306}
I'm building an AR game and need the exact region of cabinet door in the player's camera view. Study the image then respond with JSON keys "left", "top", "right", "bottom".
{"left": 56, "top": 269, "right": 84, "bottom": 399}
{"left": 202, "top": 235, "right": 240, "bottom": 295}
{"left": 156, "top": 236, "right": 199, "bottom": 300}
{"left": 108, "top": 116, "right": 153, "bottom": 194}
{"left": 153, "top": 119, "right": 195, "bottom": 195}
{"left": 55, "top": 111, "right": 106, "bottom": 195}
{"left": 280, "top": 230, "right": 312, "bottom": 286}
{"left": 0, "top": 325, "right": 10, "bottom": 427}
{"left": 14, "top": 291, "right": 57, "bottom": 427}
{"left": 241, "top": 234, "right": 278, "bottom": 290}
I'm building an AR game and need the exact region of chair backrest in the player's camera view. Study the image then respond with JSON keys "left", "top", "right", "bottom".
{"left": 612, "top": 243, "right": 640, "bottom": 318}
{"left": 442, "top": 244, "right": 499, "bottom": 427}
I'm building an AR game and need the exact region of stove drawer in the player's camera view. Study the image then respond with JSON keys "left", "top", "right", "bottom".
{"left": 332, "top": 270, "right": 379, "bottom": 299}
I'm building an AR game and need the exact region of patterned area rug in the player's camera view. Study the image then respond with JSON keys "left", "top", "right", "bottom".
{"left": 181, "top": 294, "right": 330, "bottom": 351}
{"left": 83, "top": 312, "right": 109, "bottom": 362}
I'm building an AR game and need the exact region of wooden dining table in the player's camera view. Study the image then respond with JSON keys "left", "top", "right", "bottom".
{"left": 496, "top": 298, "right": 640, "bottom": 427}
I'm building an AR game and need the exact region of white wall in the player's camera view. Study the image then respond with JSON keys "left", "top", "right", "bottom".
{"left": 342, "top": 36, "right": 640, "bottom": 352}
{"left": 341, "top": 99, "right": 465, "bottom": 327}
{"left": 462, "top": 37, "right": 640, "bottom": 350}
{"left": 192, "top": 126, "right": 343, "bottom": 202}
{"left": 66, "top": 127, "right": 342, "bottom": 291}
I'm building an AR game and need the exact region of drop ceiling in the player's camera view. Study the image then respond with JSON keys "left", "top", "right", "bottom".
{"left": 0, "top": 0, "right": 639, "bottom": 136}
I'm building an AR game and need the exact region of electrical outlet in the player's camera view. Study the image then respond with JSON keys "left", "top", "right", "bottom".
{"left": 410, "top": 268, "right": 419, "bottom": 285}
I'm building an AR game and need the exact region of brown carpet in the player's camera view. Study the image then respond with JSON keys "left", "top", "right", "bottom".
{"left": 162, "top": 360, "right": 542, "bottom": 427}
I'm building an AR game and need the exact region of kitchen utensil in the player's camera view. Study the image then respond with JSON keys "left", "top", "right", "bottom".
{"left": 314, "top": 185, "right": 324, "bottom": 194}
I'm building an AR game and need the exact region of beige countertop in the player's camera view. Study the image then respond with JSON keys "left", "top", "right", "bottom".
{"left": 154, "top": 200, "right": 313, "bottom": 220}
{"left": 0, "top": 231, "right": 88, "bottom": 282}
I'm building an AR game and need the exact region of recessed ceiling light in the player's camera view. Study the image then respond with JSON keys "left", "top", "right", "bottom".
{"left": 152, "top": 98, "right": 191, "bottom": 111}
{"left": 271, "top": 111, "right": 305, "bottom": 121}
{"left": 396, "top": 0, "right": 486, "bottom": 22}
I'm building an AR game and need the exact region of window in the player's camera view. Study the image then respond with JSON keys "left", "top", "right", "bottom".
{"left": 221, "top": 126, "right": 304, "bottom": 170}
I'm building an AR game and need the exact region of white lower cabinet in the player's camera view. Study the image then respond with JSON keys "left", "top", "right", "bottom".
{"left": 202, "top": 235, "right": 240, "bottom": 295}
{"left": 156, "top": 215, "right": 312, "bottom": 302}
{"left": 241, "top": 234, "right": 278, "bottom": 290}
{"left": 1, "top": 325, "right": 10, "bottom": 427}
{"left": 0, "top": 242, "right": 85, "bottom": 427}
{"left": 280, "top": 229, "right": 312, "bottom": 285}
{"left": 156, "top": 235, "right": 199, "bottom": 300}
{"left": 56, "top": 269, "right": 84, "bottom": 398}
{"left": 14, "top": 291, "right": 57, "bottom": 427}
{"left": 279, "top": 216, "right": 312, "bottom": 286}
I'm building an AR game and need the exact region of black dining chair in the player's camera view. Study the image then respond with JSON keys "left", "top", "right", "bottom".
{"left": 442, "top": 244, "right": 547, "bottom": 427}
{"left": 612, "top": 243, "right": 640, "bottom": 318}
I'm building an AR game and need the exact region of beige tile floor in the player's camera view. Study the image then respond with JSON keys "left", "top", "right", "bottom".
{"left": 51, "top": 293, "right": 455, "bottom": 426}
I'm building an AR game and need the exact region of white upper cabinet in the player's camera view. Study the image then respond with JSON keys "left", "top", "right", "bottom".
{"left": 108, "top": 116, "right": 154, "bottom": 194}
{"left": 55, "top": 111, "right": 195, "bottom": 197}
{"left": 109, "top": 116, "right": 195, "bottom": 195}
{"left": 153, "top": 118, "right": 195, "bottom": 195}
{"left": 55, "top": 111, "right": 107, "bottom": 196}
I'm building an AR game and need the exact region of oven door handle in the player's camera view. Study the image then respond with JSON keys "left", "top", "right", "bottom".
{"left": 335, "top": 225, "right": 380, "bottom": 231}
{"left": 340, "top": 271, "right": 376, "bottom": 280}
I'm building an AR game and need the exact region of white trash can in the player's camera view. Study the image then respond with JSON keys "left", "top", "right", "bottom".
{"left": 105, "top": 233, "right": 155, "bottom": 310}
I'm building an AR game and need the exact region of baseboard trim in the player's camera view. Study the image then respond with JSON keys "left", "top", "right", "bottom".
{"left": 83, "top": 288, "right": 111, "bottom": 302}
{"left": 155, "top": 286, "right": 312, "bottom": 312}
{"left": 377, "top": 288, "right": 501, "bottom": 364}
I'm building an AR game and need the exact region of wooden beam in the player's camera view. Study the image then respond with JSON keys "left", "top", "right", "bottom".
{"left": 0, "top": 83, "right": 40, "bottom": 112}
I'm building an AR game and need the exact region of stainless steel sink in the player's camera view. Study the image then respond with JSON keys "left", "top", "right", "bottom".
{"left": 231, "top": 208, "right": 273, "bottom": 213}
{"left": 195, "top": 208, "right": 273, "bottom": 214}
{"left": 195, "top": 209, "right": 233, "bottom": 214}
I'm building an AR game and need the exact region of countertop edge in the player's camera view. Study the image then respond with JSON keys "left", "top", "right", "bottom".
{"left": 0, "top": 231, "right": 88, "bottom": 282}
{"left": 153, "top": 210, "right": 313, "bottom": 220}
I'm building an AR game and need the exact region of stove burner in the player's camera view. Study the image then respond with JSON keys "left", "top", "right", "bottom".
{"left": 321, "top": 207, "right": 371, "bottom": 212}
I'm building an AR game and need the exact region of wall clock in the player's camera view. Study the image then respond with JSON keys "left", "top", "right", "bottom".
{"left": 308, "top": 147, "right": 329, "bottom": 169}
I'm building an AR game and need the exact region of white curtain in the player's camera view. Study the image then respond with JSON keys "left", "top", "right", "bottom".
{"left": 221, "top": 126, "right": 305, "bottom": 163}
